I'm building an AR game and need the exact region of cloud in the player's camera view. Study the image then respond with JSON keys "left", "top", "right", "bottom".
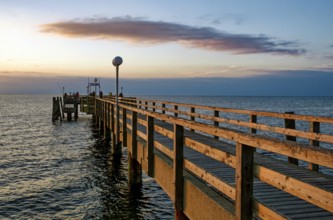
{"left": 40, "top": 16, "right": 305, "bottom": 55}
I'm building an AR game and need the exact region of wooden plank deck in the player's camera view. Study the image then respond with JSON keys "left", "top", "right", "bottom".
{"left": 143, "top": 117, "right": 333, "bottom": 219}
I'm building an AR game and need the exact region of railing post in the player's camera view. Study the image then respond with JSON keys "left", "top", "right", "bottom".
{"left": 190, "top": 107, "right": 195, "bottom": 132}
{"left": 111, "top": 104, "right": 116, "bottom": 148}
{"left": 284, "top": 111, "right": 298, "bottom": 165}
{"left": 145, "top": 101, "right": 148, "bottom": 110}
{"left": 74, "top": 97, "right": 78, "bottom": 120}
{"left": 122, "top": 108, "right": 127, "bottom": 147}
{"left": 174, "top": 124, "right": 186, "bottom": 219}
{"left": 147, "top": 115, "right": 154, "bottom": 177}
{"left": 250, "top": 115, "right": 257, "bottom": 134}
{"left": 59, "top": 97, "right": 64, "bottom": 119}
{"left": 131, "top": 111, "right": 138, "bottom": 159}
{"left": 103, "top": 101, "right": 107, "bottom": 138}
{"left": 98, "top": 99, "right": 101, "bottom": 123}
{"left": 95, "top": 99, "right": 98, "bottom": 126}
{"left": 214, "top": 110, "right": 219, "bottom": 139}
{"left": 174, "top": 105, "right": 178, "bottom": 117}
{"left": 98, "top": 100, "right": 103, "bottom": 131}
{"left": 309, "top": 121, "right": 320, "bottom": 171}
{"left": 152, "top": 102, "right": 156, "bottom": 112}
{"left": 235, "top": 142, "right": 254, "bottom": 220}
{"left": 104, "top": 102, "right": 111, "bottom": 141}
{"left": 162, "top": 103, "right": 166, "bottom": 114}
{"left": 113, "top": 104, "right": 122, "bottom": 155}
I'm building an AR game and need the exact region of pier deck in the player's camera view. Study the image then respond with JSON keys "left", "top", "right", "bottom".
{"left": 153, "top": 120, "right": 333, "bottom": 219}
{"left": 91, "top": 97, "right": 333, "bottom": 220}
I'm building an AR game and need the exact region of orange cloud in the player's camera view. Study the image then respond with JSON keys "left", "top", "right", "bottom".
{"left": 41, "top": 16, "right": 306, "bottom": 55}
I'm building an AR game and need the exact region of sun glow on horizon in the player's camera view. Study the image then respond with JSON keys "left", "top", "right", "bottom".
{"left": 1, "top": 1, "right": 333, "bottom": 95}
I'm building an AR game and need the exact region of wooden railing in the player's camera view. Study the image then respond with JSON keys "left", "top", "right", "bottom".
{"left": 80, "top": 95, "right": 96, "bottom": 114}
{"left": 94, "top": 97, "right": 333, "bottom": 219}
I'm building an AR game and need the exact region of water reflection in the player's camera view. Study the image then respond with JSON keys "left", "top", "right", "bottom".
{"left": 84, "top": 120, "right": 173, "bottom": 219}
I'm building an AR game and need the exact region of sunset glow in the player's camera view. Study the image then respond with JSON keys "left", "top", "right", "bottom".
{"left": 1, "top": 0, "right": 333, "bottom": 95}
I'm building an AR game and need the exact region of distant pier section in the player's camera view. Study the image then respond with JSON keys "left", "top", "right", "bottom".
{"left": 52, "top": 94, "right": 81, "bottom": 121}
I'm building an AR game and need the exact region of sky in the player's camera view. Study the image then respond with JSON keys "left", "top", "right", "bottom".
{"left": 0, "top": 0, "right": 333, "bottom": 95}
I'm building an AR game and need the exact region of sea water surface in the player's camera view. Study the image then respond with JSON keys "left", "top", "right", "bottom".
{"left": 0, "top": 95, "right": 173, "bottom": 219}
{"left": 1, "top": 95, "right": 333, "bottom": 219}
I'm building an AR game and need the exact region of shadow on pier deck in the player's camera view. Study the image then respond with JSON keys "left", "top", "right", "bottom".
{"left": 90, "top": 97, "right": 333, "bottom": 220}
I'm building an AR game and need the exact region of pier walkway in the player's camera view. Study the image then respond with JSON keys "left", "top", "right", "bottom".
{"left": 90, "top": 97, "right": 333, "bottom": 220}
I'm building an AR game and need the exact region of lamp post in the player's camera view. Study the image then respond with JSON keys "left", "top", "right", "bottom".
{"left": 112, "top": 56, "right": 123, "bottom": 149}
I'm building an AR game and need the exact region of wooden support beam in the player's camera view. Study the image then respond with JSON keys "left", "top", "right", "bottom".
{"left": 236, "top": 142, "right": 254, "bottom": 220}
{"left": 67, "top": 111, "right": 72, "bottom": 121}
{"left": 284, "top": 111, "right": 298, "bottom": 165}
{"left": 309, "top": 121, "right": 320, "bottom": 171}
{"left": 59, "top": 97, "right": 64, "bottom": 119}
{"left": 147, "top": 115, "right": 154, "bottom": 177}
{"left": 52, "top": 97, "right": 58, "bottom": 121}
{"left": 128, "top": 152, "right": 142, "bottom": 188}
{"left": 74, "top": 97, "right": 78, "bottom": 120}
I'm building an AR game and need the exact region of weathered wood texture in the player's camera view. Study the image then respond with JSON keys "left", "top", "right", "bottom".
{"left": 52, "top": 97, "right": 62, "bottom": 121}
{"left": 94, "top": 97, "right": 333, "bottom": 220}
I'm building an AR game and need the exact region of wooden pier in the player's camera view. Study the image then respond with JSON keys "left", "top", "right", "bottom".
{"left": 52, "top": 94, "right": 82, "bottom": 121}
{"left": 88, "top": 97, "right": 333, "bottom": 219}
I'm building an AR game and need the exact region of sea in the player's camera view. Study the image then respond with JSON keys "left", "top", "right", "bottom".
{"left": 1, "top": 95, "right": 333, "bottom": 219}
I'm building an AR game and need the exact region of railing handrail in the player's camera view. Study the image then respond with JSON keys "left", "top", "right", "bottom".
{"left": 94, "top": 97, "right": 333, "bottom": 218}
{"left": 134, "top": 98, "right": 333, "bottom": 123}
{"left": 97, "top": 98, "right": 333, "bottom": 169}
{"left": 101, "top": 97, "right": 333, "bottom": 145}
